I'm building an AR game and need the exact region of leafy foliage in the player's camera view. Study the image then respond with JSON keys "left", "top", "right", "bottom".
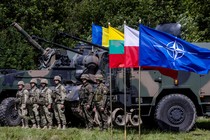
{"left": 0, "top": 0, "right": 209, "bottom": 69}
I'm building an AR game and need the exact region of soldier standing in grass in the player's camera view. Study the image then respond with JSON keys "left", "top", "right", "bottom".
{"left": 16, "top": 81, "right": 29, "bottom": 128}
{"left": 28, "top": 78, "right": 41, "bottom": 129}
{"left": 53, "top": 75, "right": 67, "bottom": 130}
{"left": 93, "top": 74, "right": 109, "bottom": 131}
{"left": 39, "top": 79, "right": 53, "bottom": 129}
{"left": 79, "top": 74, "right": 94, "bottom": 130}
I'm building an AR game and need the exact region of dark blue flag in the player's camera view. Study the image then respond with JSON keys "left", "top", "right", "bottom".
{"left": 139, "top": 24, "right": 210, "bottom": 74}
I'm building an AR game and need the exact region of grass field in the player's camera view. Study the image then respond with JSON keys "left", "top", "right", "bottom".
{"left": 1, "top": 117, "right": 210, "bottom": 140}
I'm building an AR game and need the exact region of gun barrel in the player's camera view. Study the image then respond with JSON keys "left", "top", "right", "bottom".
{"left": 32, "top": 35, "right": 83, "bottom": 55}
{"left": 60, "top": 32, "right": 109, "bottom": 51}
{"left": 12, "top": 22, "right": 45, "bottom": 53}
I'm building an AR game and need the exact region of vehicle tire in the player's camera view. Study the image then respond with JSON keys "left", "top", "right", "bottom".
{"left": 128, "top": 109, "right": 141, "bottom": 127}
{"left": 112, "top": 108, "right": 128, "bottom": 126}
{"left": 0, "top": 97, "right": 21, "bottom": 126}
{"left": 155, "top": 94, "right": 196, "bottom": 132}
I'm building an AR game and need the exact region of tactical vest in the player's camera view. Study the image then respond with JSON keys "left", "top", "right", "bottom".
{"left": 80, "top": 83, "right": 91, "bottom": 101}
{"left": 54, "top": 84, "right": 65, "bottom": 103}
{"left": 17, "top": 88, "right": 28, "bottom": 104}
{"left": 29, "top": 87, "right": 39, "bottom": 103}
{"left": 39, "top": 87, "right": 48, "bottom": 105}
{"left": 94, "top": 83, "right": 104, "bottom": 102}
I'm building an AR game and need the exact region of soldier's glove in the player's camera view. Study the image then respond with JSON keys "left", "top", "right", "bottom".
{"left": 93, "top": 107, "right": 96, "bottom": 112}
{"left": 60, "top": 104, "right": 64, "bottom": 109}
{"left": 86, "top": 104, "right": 90, "bottom": 110}
{"left": 15, "top": 99, "right": 20, "bottom": 103}
{"left": 47, "top": 104, "right": 51, "bottom": 109}
{"left": 22, "top": 104, "right": 26, "bottom": 109}
{"left": 100, "top": 107, "right": 104, "bottom": 112}
{"left": 26, "top": 100, "right": 31, "bottom": 105}
{"left": 37, "top": 101, "right": 42, "bottom": 105}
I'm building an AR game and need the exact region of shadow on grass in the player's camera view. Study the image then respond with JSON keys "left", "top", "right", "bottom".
{"left": 195, "top": 117, "right": 210, "bottom": 130}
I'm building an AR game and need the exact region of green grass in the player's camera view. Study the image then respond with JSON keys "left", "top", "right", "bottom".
{"left": 1, "top": 117, "right": 210, "bottom": 140}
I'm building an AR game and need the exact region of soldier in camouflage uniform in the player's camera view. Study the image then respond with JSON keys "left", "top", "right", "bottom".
{"left": 28, "top": 78, "right": 41, "bottom": 128}
{"left": 16, "top": 81, "right": 29, "bottom": 128}
{"left": 53, "top": 75, "right": 67, "bottom": 129}
{"left": 79, "top": 74, "right": 94, "bottom": 130}
{"left": 93, "top": 74, "right": 109, "bottom": 131}
{"left": 39, "top": 79, "right": 53, "bottom": 129}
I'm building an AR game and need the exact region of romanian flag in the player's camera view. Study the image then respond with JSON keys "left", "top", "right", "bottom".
{"left": 92, "top": 24, "right": 109, "bottom": 47}
{"left": 109, "top": 26, "right": 125, "bottom": 68}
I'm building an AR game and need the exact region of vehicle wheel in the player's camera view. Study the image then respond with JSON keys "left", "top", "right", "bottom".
{"left": 112, "top": 108, "right": 128, "bottom": 126}
{"left": 0, "top": 97, "right": 21, "bottom": 126}
{"left": 155, "top": 94, "right": 196, "bottom": 132}
{"left": 128, "top": 109, "right": 141, "bottom": 127}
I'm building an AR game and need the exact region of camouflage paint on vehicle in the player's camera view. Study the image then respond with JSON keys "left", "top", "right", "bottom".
{"left": 0, "top": 22, "right": 209, "bottom": 132}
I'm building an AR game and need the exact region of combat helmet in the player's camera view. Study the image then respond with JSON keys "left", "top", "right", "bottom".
{"left": 41, "top": 79, "right": 48, "bottom": 85}
{"left": 54, "top": 75, "right": 61, "bottom": 81}
{"left": 95, "top": 74, "right": 103, "bottom": 81}
{"left": 17, "top": 81, "right": 25, "bottom": 86}
{"left": 30, "top": 78, "right": 37, "bottom": 84}
{"left": 81, "top": 74, "right": 89, "bottom": 80}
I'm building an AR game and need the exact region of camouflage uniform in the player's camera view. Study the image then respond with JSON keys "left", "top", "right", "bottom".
{"left": 79, "top": 74, "right": 94, "bottom": 129}
{"left": 28, "top": 79, "right": 41, "bottom": 128}
{"left": 39, "top": 79, "right": 53, "bottom": 129}
{"left": 53, "top": 76, "right": 66, "bottom": 129}
{"left": 16, "top": 81, "right": 29, "bottom": 128}
{"left": 93, "top": 74, "right": 109, "bottom": 130}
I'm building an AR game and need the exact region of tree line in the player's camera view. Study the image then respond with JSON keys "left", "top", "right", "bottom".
{"left": 0, "top": 0, "right": 210, "bottom": 69}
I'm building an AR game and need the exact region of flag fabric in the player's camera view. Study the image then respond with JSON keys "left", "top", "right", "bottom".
{"left": 92, "top": 24, "right": 109, "bottom": 47}
{"left": 124, "top": 25, "right": 139, "bottom": 68}
{"left": 125, "top": 25, "right": 178, "bottom": 78}
{"left": 109, "top": 26, "right": 125, "bottom": 68}
{"left": 139, "top": 24, "right": 210, "bottom": 74}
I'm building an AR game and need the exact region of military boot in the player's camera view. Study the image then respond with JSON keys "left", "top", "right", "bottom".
{"left": 48, "top": 126, "right": 52, "bottom": 129}
{"left": 37, "top": 122, "right": 41, "bottom": 129}
{"left": 32, "top": 124, "right": 37, "bottom": 128}
{"left": 42, "top": 126, "right": 47, "bottom": 129}
{"left": 21, "top": 120, "right": 25, "bottom": 128}
{"left": 62, "top": 125, "right": 66, "bottom": 130}
{"left": 57, "top": 124, "right": 61, "bottom": 129}
{"left": 25, "top": 119, "right": 29, "bottom": 129}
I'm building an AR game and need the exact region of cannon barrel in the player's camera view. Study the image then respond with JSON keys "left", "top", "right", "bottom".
{"left": 11, "top": 22, "right": 45, "bottom": 53}
{"left": 31, "top": 35, "right": 83, "bottom": 55}
{"left": 59, "top": 32, "right": 109, "bottom": 51}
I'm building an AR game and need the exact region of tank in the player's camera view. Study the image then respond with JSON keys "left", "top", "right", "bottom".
{"left": 0, "top": 22, "right": 107, "bottom": 126}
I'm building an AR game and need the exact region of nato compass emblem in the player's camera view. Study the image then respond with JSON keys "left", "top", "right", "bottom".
{"left": 154, "top": 41, "right": 196, "bottom": 60}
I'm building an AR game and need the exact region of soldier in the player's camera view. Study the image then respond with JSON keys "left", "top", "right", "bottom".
{"left": 79, "top": 74, "right": 94, "bottom": 130}
{"left": 28, "top": 78, "right": 41, "bottom": 128}
{"left": 39, "top": 79, "right": 53, "bottom": 129}
{"left": 16, "top": 81, "right": 29, "bottom": 128}
{"left": 93, "top": 74, "right": 109, "bottom": 131}
{"left": 53, "top": 75, "right": 67, "bottom": 129}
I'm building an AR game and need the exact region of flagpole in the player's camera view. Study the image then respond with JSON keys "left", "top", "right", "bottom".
{"left": 138, "top": 18, "right": 142, "bottom": 139}
{"left": 123, "top": 21, "right": 127, "bottom": 140}
{"left": 108, "top": 22, "right": 113, "bottom": 140}
{"left": 124, "top": 68, "right": 127, "bottom": 140}
{"left": 138, "top": 67, "right": 141, "bottom": 139}
{"left": 110, "top": 67, "right": 113, "bottom": 140}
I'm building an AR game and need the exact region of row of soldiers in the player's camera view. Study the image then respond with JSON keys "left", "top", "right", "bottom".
{"left": 16, "top": 74, "right": 109, "bottom": 131}
{"left": 16, "top": 75, "right": 66, "bottom": 129}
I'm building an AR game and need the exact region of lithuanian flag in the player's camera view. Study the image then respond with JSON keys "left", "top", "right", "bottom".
{"left": 92, "top": 24, "right": 109, "bottom": 47}
{"left": 109, "top": 26, "right": 125, "bottom": 68}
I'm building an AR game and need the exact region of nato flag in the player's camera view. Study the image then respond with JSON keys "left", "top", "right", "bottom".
{"left": 139, "top": 24, "right": 210, "bottom": 74}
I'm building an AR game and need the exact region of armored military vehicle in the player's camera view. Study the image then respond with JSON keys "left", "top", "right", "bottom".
{"left": 1, "top": 22, "right": 210, "bottom": 132}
